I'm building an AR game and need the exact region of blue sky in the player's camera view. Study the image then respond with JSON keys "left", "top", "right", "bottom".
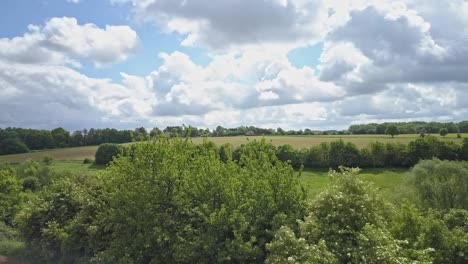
{"left": 1, "top": 0, "right": 468, "bottom": 130}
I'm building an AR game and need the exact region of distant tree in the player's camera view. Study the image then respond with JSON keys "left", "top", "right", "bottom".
{"left": 439, "top": 128, "right": 448, "bottom": 137}
{"left": 149, "top": 127, "right": 162, "bottom": 138}
{"left": 95, "top": 143, "right": 122, "bottom": 165}
{"left": 0, "top": 138, "right": 29, "bottom": 155}
{"left": 69, "top": 130, "right": 84, "bottom": 146}
{"left": 461, "top": 138, "right": 468, "bottom": 161}
{"left": 386, "top": 124, "right": 400, "bottom": 138}
{"left": 51, "top": 127, "right": 70, "bottom": 147}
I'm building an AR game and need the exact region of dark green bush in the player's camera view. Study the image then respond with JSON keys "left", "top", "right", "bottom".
{"left": 0, "top": 138, "right": 29, "bottom": 155}
{"left": 83, "top": 158, "right": 93, "bottom": 164}
{"left": 94, "top": 143, "right": 122, "bottom": 165}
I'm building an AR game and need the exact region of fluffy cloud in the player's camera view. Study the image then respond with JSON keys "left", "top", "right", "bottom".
{"left": 3, "top": 0, "right": 468, "bottom": 130}
{"left": 0, "top": 17, "right": 139, "bottom": 67}
{"left": 121, "top": 0, "right": 328, "bottom": 50}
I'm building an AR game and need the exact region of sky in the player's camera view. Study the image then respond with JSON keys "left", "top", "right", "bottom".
{"left": 1, "top": 0, "right": 468, "bottom": 131}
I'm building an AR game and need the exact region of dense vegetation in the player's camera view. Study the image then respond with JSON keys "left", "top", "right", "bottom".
{"left": 269, "top": 136, "right": 468, "bottom": 169}
{"left": 2, "top": 120, "right": 467, "bottom": 155}
{"left": 349, "top": 121, "right": 468, "bottom": 134}
{"left": 0, "top": 137, "right": 467, "bottom": 263}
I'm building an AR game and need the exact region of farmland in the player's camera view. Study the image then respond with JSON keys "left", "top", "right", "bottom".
{"left": 0, "top": 134, "right": 464, "bottom": 163}
{"left": 1, "top": 135, "right": 467, "bottom": 263}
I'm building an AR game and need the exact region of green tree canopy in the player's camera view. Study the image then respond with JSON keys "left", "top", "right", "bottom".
{"left": 386, "top": 124, "right": 400, "bottom": 138}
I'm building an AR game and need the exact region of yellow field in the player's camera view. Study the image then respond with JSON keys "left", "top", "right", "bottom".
{"left": 0, "top": 134, "right": 465, "bottom": 163}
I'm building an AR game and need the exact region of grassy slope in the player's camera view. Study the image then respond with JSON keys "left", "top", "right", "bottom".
{"left": 1, "top": 134, "right": 465, "bottom": 163}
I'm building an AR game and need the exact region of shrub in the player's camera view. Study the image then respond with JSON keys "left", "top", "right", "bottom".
{"left": 0, "top": 170, "right": 21, "bottom": 225}
{"left": 83, "top": 158, "right": 93, "bottom": 164}
{"left": 94, "top": 143, "right": 122, "bottom": 165}
{"left": 268, "top": 168, "right": 430, "bottom": 263}
{"left": 408, "top": 159, "right": 468, "bottom": 210}
{"left": 276, "top": 144, "right": 302, "bottom": 169}
{"left": 42, "top": 155, "right": 53, "bottom": 165}
{"left": 22, "top": 177, "right": 39, "bottom": 192}
{"left": 0, "top": 138, "right": 29, "bottom": 155}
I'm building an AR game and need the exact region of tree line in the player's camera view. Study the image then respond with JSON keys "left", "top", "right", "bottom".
{"left": 1, "top": 120, "right": 467, "bottom": 155}
{"left": 349, "top": 121, "right": 468, "bottom": 134}
{"left": 1, "top": 138, "right": 467, "bottom": 263}
{"left": 92, "top": 134, "right": 468, "bottom": 168}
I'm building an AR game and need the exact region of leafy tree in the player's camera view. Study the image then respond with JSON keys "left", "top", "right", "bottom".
{"left": 51, "top": 127, "right": 70, "bottom": 147}
{"left": 276, "top": 144, "right": 302, "bottom": 169}
{"left": 268, "top": 168, "right": 429, "bottom": 263}
{"left": 386, "top": 125, "right": 400, "bottom": 138}
{"left": 406, "top": 136, "right": 441, "bottom": 165}
{"left": 0, "top": 169, "right": 21, "bottom": 225}
{"left": 16, "top": 174, "right": 104, "bottom": 263}
{"left": 439, "top": 128, "right": 448, "bottom": 137}
{"left": 368, "top": 141, "right": 387, "bottom": 167}
{"left": 92, "top": 138, "right": 306, "bottom": 263}
{"left": 218, "top": 143, "right": 232, "bottom": 163}
{"left": 0, "top": 137, "right": 29, "bottom": 155}
{"left": 328, "top": 140, "right": 360, "bottom": 168}
{"left": 266, "top": 227, "right": 337, "bottom": 264}
{"left": 408, "top": 159, "right": 468, "bottom": 209}
{"left": 461, "top": 138, "right": 468, "bottom": 161}
{"left": 69, "top": 131, "right": 84, "bottom": 146}
{"left": 94, "top": 143, "right": 122, "bottom": 165}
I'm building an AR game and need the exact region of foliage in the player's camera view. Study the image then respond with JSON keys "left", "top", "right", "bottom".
{"left": 0, "top": 137, "right": 29, "bottom": 155}
{"left": 83, "top": 158, "right": 93, "bottom": 164}
{"left": 266, "top": 227, "right": 337, "bottom": 264}
{"left": 386, "top": 124, "right": 400, "bottom": 138}
{"left": 276, "top": 144, "right": 302, "bottom": 169}
{"left": 16, "top": 174, "right": 104, "bottom": 263}
{"left": 42, "top": 155, "right": 53, "bottom": 165}
{"left": 89, "top": 138, "right": 307, "bottom": 263}
{"left": 269, "top": 168, "right": 430, "bottom": 263}
{"left": 439, "top": 128, "right": 448, "bottom": 137}
{"left": 328, "top": 140, "right": 361, "bottom": 168}
{"left": 94, "top": 143, "right": 122, "bottom": 165}
{"left": 392, "top": 204, "right": 468, "bottom": 264}
{"left": 408, "top": 159, "right": 468, "bottom": 209}
{"left": 0, "top": 169, "right": 22, "bottom": 225}
{"left": 350, "top": 121, "right": 463, "bottom": 134}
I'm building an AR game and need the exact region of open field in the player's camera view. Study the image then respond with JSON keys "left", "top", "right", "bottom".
{"left": 0, "top": 134, "right": 465, "bottom": 163}
{"left": 300, "top": 167, "right": 408, "bottom": 199}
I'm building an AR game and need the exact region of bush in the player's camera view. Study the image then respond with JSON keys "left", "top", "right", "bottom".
{"left": 268, "top": 168, "right": 429, "bottom": 263}
{"left": 409, "top": 159, "right": 468, "bottom": 210}
{"left": 0, "top": 138, "right": 29, "bottom": 155}
{"left": 94, "top": 143, "right": 122, "bottom": 165}
{"left": 83, "top": 158, "right": 93, "bottom": 164}
{"left": 276, "top": 144, "right": 302, "bottom": 169}
{"left": 42, "top": 155, "right": 53, "bottom": 165}
{"left": 22, "top": 177, "right": 39, "bottom": 192}
{"left": 0, "top": 170, "right": 21, "bottom": 225}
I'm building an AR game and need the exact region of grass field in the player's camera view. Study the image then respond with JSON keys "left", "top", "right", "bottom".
{"left": 0, "top": 134, "right": 465, "bottom": 163}
{"left": 300, "top": 167, "right": 409, "bottom": 200}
